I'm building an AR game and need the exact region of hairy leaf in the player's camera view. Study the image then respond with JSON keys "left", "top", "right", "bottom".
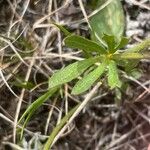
{"left": 64, "top": 35, "right": 107, "bottom": 54}
{"left": 72, "top": 63, "right": 106, "bottom": 95}
{"left": 108, "top": 60, "right": 121, "bottom": 89}
{"left": 115, "top": 52, "right": 146, "bottom": 59}
{"left": 125, "top": 38, "right": 150, "bottom": 52}
{"left": 125, "top": 60, "right": 139, "bottom": 72}
{"left": 49, "top": 57, "right": 100, "bottom": 88}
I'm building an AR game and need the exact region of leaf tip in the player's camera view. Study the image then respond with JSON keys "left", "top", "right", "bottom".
{"left": 71, "top": 89, "right": 79, "bottom": 95}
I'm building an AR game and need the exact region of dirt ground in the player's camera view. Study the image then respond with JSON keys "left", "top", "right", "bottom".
{"left": 0, "top": 0, "right": 150, "bottom": 150}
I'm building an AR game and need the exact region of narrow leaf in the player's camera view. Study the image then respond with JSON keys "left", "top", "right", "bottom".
{"left": 20, "top": 112, "right": 33, "bottom": 139}
{"left": 114, "top": 52, "right": 146, "bottom": 59}
{"left": 10, "top": 81, "right": 34, "bottom": 90}
{"left": 18, "top": 87, "right": 59, "bottom": 124}
{"left": 64, "top": 35, "right": 107, "bottom": 54}
{"left": 115, "top": 37, "right": 129, "bottom": 50}
{"left": 102, "top": 34, "right": 116, "bottom": 53}
{"left": 108, "top": 60, "right": 121, "bottom": 89}
{"left": 125, "top": 38, "right": 150, "bottom": 52}
{"left": 49, "top": 57, "right": 100, "bottom": 88}
{"left": 43, "top": 104, "right": 80, "bottom": 150}
{"left": 125, "top": 60, "right": 139, "bottom": 72}
{"left": 72, "top": 63, "right": 106, "bottom": 95}
{"left": 52, "top": 23, "right": 71, "bottom": 36}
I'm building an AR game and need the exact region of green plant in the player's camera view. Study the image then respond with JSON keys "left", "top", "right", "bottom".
{"left": 17, "top": 2, "right": 150, "bottom": 149}
{"left": 49, "top": 28, "right": 150, "bottom": 95}
{"left": 43, "top": 25, "right": 150, "bottom": 149}
{"left": 18, "top": 86, "right": 59, "bottom": 138}
{"left": 18, "top": 25, "right": 150, "bottom": 149}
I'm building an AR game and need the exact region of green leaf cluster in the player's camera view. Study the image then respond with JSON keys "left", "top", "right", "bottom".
{"left": 17, "top": 1, "right": 150, "bottom": 148}
{"left": 49, "top": 25, "right": 150, "bottom": 94}
{"left": 18, "top": 18, "right": 150, "bottom": 150}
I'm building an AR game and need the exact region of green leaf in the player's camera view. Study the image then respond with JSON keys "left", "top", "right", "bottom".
{"left": 49, "top": 57, "right": 100, "bottom": 88}
{"left": 18, "top": 87, "right": 59, "bottom": 124}
{"left": 125, "top": 60, "right": 139, "bottom": 72}
{"left": 10, "top": 81, "right": 34, "bottom": 90}
{"left": 43, "top": 104, "right": 80, "bottom": 150}
{"left": 72, "top": 63, "right": 106, "bottom": 95}
{"left": 115, "top": 37, "right": 129, "bottom": 50}
{"left": 90, "top": 0, "right": 125, "bottom": 44}
{"left": 115, "top": 52, "right": 145, "bottom": 59}
{"left": 20, "top": 111, "right": 33, "bottom": 139}
{"left": 102, "top": 34, "right": 116, "bottom": 53}
{"left": 125, "top": 38, "right": 150, "bottom": 52}
{"left": 52, "top": 23, "right": 71, "bottom": 36}
{"left": 64, "top": 35, "right": 107, "bottom": 54}
{"left": 108, "top": 60, "right": 121, "bottom": 89}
